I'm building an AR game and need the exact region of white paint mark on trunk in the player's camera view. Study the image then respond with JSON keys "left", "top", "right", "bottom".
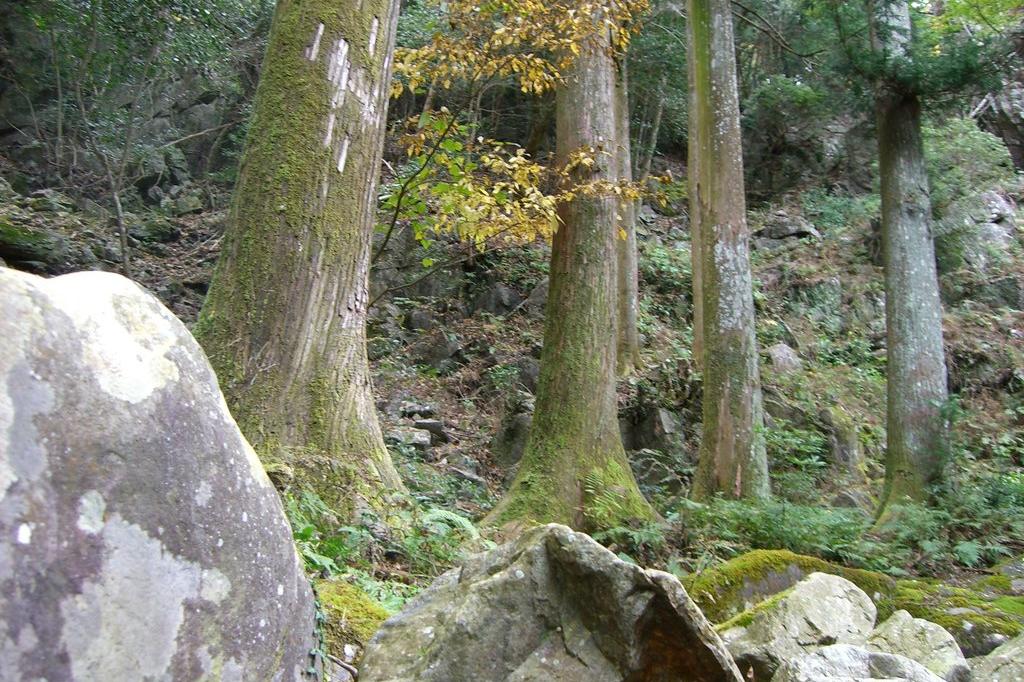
{"left": 337, "top": 137, "right": 350, "bottom": 173}
{"left": 369, "top": 17, "right": 380, "bottom": 55}
{"left": 306, "top": 23, "right": 325, "bottom": 62}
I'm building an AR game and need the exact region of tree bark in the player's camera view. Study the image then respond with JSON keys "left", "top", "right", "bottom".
{"left": 615, "top": 57, "right": 642, "bottom": 376}
{"left": 485, "top": 24, "right": 652, "bottom": 531}
{"left": 687, "top": 0, "right": 769, "bottom": 500}
{"left": 195, "top": 0, "right": 405, "bottom": 515}
{"left": 871, "top": 0, "right": 949, "bottom": 512}
{"left": 639, "top": 73, "right": 667, "bottom": 182}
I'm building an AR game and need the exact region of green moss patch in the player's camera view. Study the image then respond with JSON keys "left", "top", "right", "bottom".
{"left": 316, "top": 580, "right": 390, "bottom": 658}
{"left": 682, "top": 549, "right": 896, "bottom": 623}
{"left": 892, "top": 578, "right": 1024, "bottom": 656}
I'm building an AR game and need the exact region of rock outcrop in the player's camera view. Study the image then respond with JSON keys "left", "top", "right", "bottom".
{"left": 866, "top": 610, "right": 969, "bottom": 682}
{"left": 770, "top": 644, "right": 944, "bottom": 682}
{"left": 0, "top": 268, "right": 317, "bottom": 680}
{"left": 971, "top": 633, "right": 1024, "bottom": 681}
{"left": 359, "top": 523, "right": 743, "bottom": 681}
{"left": 722, "top": 572, "right": 877, "bottom": 680}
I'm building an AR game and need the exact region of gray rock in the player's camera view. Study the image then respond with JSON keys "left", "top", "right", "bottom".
{"left": 0, "top": 175, "right": 19, "bottom": 201}
{"left": 409, "top": 332, "right": 464, "bottom": 373}
{"left": 515, "top": 356, "right": 541, "bottom": 394}
{"left": 399, "top": 401, "right": 436, "bottom": 418}
{"left": 771, "top": 644, "right": 945, "bottom": 682}
{"left": 0, "top": 268, "right": 317, "bottom": 681}
{"left": 491, "top": 411, "right": 532, "bottom": 470}
{"left": 473, "top": 282, "right": 523, "bottom": 316}
{"left": 522, "top": 277, "right": 549, "bottom": 319}
{"left": 414, "top": 418, "right": 452, "bottom": 445}
{"left": 755, "top": 211, "right": 822, "bottom": 241}
{"left": 0, "top": 219, "right": 67, "bottom": 269}
{"left": 971, "top": 633, "right": 1024, "bottom": 681}
{"left": 723, "top": 573, "right": 877, "bottom": 680}
{"left": 386, "top": 428, "right": 431, "bottom": 453}
{"left": 404, "top": 307, "right": 437, "bottom": 331}
{"left": 128, "top": 215, "right": 181, "bottom": 244}
{"left": 867, "top": 610, "right": 969, "bottom": 682}
{"left": 767, "top": 343, "right": 803, "bottom": 374}
{"left": 27, "top": 188, "right": 74, "bottom": 212}
{"left": 360, "top": 524, "right": 743, "bottom": 682}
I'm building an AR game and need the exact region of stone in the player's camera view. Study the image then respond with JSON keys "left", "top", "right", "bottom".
{"left": 770, "top": 644, "right": 944, "bottom": 682}
{"left": 399, "top": 401, "right": 436, "bottom": 418}
{"left": 359, "top": 524, "right": 743, "bottom": 682}
{"left": 27, "top": 188, "right": 74, "bottom": 212}
{"left": 472, "top": 281, "right": 523, "bottom": 317}
{"left": 971, "top": 633, "right": 1024, "bottom": 681}
{"left": 522, "top": 277, "right": 549, "bottom": 319}
{"left": 414, "top": 418, "right": 452, "bottom": 445}
{"left": 490, "top": 411, "right": 532, "bottom": 470}
{"left": 386, "top": 428, "right": 431, "bottom": 453}
{"left": 0, "top": 219, "right": 67, "bottom": 270}
{"left": 722, "top": 573, "right": 877, "bottom": 680}
{"left": 767, "top": 343, "right": 802, "bottom": 374}
{"left": 629, "top": 405, "right": 685, "bottom": 453}
{"left": 628, "top": 448, "right": 687, "bottom": 496}
{"left": 0, "top": 175, "right": 18, "bottom": 201}
{"left": 409, "top": 332, "right": 464, "bottom": 373}
{"left": 866, "top": 610, "right": 969, "bottom": 682}
{"left": 128, "top": 215, "right": 181, "bottom": 244}
{"left": 0, "top": 268, "right": 317, "bottom": 680}
{"left": 404, "top": 307, "right": 437, "bottom": 331}
{"left": 754, "top": 211, "right": 822, "bottom": 241}
{"left": 515, "top": 356, "right": 541, "bottom": 394}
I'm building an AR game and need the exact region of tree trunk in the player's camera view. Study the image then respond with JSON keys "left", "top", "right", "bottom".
{"left": 195, "top": 0, "right": 405, "bottom": 515}
{"left": 615, "top": 58, "right": 642, "bottom": 376}
{"left": 639, "top": 74, "right": 667, "bottom": 182}
{"left": 871, "top": 0, "right": 949, "bottom": 512}
{"left": 485, "top": 26, "right": 652, "bottom": 531}
{"left": 687, "top": 0, "right": 769, "bottom": 500}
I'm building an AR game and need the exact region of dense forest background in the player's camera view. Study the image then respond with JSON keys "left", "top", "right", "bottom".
{"left": 3, "top": 0, "right": 1024, "bottom": 670}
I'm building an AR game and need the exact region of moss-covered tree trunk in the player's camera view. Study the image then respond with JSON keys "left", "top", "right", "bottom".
{"left": 872, "top": 0, "right": 949, "bottom": 511}
{"left": 687, "top": 0, "right": 769, "bottom": 500}
{"left": 615, "top": 57, "right": 642, "bottom": 376}
{"left": 195, "top": 0, "right": 404, "bottom": 511}
{"left": 485, "top": 26, "right": 653, "bottom": 532}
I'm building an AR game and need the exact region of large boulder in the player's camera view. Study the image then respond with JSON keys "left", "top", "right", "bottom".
{"left": 770, "top": 644, "right": 944, "bottom": 682}
{"left": 0, "top": 268, "right": 318, "bottom": 680}
{"left": 359, "top": 523, "right": 743, "bottom": 681}
{"left": 722, "top": 572, "right": 877, "bottom": 680}
{"left": 866, "top": 610, "right": 969, "bottom": 682}
{"left": 971, "top": 633, "right": 1024, "bottom": 681}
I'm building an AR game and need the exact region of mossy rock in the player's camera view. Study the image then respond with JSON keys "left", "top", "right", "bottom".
{"left": 682, "top": 549, "right": 896, "bottom": 624}
{"left": 889, "top": 579, "right": 1023, "bottom": 657}
{"left": 316, "top": 580, "right": 389, "bottom": 660}
{"left": 0, "top": 218, "right": 66, "bottom": 265}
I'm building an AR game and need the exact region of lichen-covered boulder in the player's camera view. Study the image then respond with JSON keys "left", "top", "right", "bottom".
{"left": 722, "top": 572, "right": 877, "bottom": 680}
{"left": 0, "top": 268, "right": 317, "bottom": 680}
{"left": 359, "top": 523, "right": 743, "bottom": 681}
{"left": 770, "top": 644, "right": 944, "bottom": 682}
{"left": 867, "top": 610, "right": 969, "bottom": 682}
{"left": 971, "top": 633, "right": 1024, "bottom": 681}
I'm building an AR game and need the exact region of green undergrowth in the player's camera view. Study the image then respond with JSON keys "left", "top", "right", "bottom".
{"left": 283, "top": 486, "right": 492, "bottom": 612}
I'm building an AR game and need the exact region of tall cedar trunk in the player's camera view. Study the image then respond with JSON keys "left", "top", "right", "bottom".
{"left": 687, "top": 0, "right": 769, "bottom": 500}
{"left": 872, "top": 0, "right": 949, "bottom": 510}
{"left": 485, "top": 26, "right": 652, "bottom": 531}
{"left": 639, "top": 74, "right": 667, "bottom": 182}
{"left": 615, "top": 58, "right": 642, "bottom": 375}
{"left": 195, "top": 0, "right": 405, "bottom": 512}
